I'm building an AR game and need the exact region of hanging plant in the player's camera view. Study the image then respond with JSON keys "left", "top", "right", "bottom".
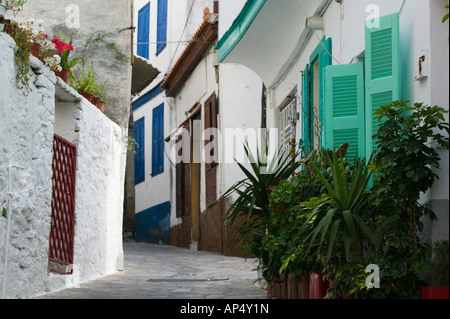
{"left": 9, "top": 20, "right": 33, "bottom": 95}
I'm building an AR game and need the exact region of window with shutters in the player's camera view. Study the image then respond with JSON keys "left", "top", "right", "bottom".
{"left": 323, "top": 12, "right": 400, "bottom": 161}
{"left": 204, "top": 92, "right": 218, "bottom": 206}
{"left": 152, "top": 104, "right": 164, "bottom": 176}
{"left": 137, "top": 2, "right": 150, "bottom": 59}
{"left": 134, "top": 117, "right": 145, "bottom": 184}
{"left": 157, "top": 0, "right": 168, "bottom": 55}
{"left": 301, "top": 37, "right": 332, "bottom": 154}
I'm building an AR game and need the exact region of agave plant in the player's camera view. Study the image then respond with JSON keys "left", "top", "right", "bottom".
{"left": 221, "top": 141, "right": 301, "bottom": 256}
{"left": 297, "top": 150, "right": 379, "bottom": 262}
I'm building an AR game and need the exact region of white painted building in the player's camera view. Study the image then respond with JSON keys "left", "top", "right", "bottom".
{"left": 131, "top": 0, "right": 216, "bottom": 244}
{"left": 217, "top": 0, "right": 449, "bottom": 243}
{"left": 0, "top": 33, "right": 127, "bottom": 299}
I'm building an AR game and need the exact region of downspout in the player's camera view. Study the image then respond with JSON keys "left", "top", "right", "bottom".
{"left": 2, "top": 164, "right": 25, "bottom": 299}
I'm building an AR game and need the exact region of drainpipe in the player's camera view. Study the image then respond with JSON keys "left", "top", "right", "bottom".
{"left": 2, "top": 164, "right": 25, "bottom": 299}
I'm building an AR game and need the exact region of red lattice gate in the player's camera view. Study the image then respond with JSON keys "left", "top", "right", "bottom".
{"left": 48, "top": 134, "right": 77, "bottom": 274}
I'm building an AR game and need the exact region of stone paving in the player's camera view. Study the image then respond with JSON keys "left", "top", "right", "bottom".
{"left": 33, "top": 242, "right": 271, "bottom": 299}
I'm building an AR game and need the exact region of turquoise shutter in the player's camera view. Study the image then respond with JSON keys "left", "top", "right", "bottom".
{"left": 365, "top": 12, "right": 400, "bottom": 156}
{"left": 324, "top": 63, "right": 366, "bottom": 161}
{"left": 301, "top": 64, "right": 311, "bottom": 155}
{"left": 134, "top": 117, "right": 145, "bottom": 184}
{"left": 318, "top": 37, "right": 332, "bottom": 145}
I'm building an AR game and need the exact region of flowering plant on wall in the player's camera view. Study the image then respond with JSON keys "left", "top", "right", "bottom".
{"left": 51, "top": 32, "right": 82, "bottom": 71}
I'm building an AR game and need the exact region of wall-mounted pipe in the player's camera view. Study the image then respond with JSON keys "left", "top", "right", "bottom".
{"left": 305, "top": 16, "right": 324, "bottom": 30}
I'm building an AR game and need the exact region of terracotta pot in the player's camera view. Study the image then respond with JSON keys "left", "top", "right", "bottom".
{"left": 80, "top": 92, "right": 94, "bottom": 103}
{"left": 92, "top": 96, "right": 100, "bottom": 106}
{"left": 287, "top": 273, "right": 298, "bottom": 299}
{"left": 54, "top": 68, "right": 70, "bottom": 83}
{"left": 31, "top": 43, "right": 41, "bottom": 58}
{"left": 3, "top": 20, "right": 14, "bottom": 35}
{"left": 309, "top": 272, "right": 330, "bottom": 299}
{"left": 420, "top": 286, "right": 449, "bottom": 299}
{"left": 297, "top": 275, "right": 310, "bottom": 299}
{"left": 96, "top": 101, "right": 105, "bottom": 112}
{"left": 279, "top": 272, "right": 288, "bottom": 299}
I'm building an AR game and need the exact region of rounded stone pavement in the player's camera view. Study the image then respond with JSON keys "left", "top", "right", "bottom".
{"left": 34, "top": 242, "right": 271, "bottom": 299}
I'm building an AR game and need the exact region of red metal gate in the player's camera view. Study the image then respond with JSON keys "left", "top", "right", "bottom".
{"left": 48, "top": 134, "right": 77, "bottom": 274}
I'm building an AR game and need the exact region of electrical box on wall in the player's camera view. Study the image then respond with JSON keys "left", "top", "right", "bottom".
{"left": 414, "top": 49, "right": 428, "bottom": 81}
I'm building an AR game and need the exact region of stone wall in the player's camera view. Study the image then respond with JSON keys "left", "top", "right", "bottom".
{"left": 0, "top": 32, "right": 127, "bottom": 299}
{"left": 12, "top": 0, "right": 133, "bottom": 127}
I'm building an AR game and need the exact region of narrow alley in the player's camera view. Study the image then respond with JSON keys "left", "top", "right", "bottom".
{"left": 33, "top": 242, "right": 270, "bottom": 299}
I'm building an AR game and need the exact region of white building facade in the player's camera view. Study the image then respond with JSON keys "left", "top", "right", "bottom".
{"left": 217, "top": 0, "right": 449, "bottom": 243}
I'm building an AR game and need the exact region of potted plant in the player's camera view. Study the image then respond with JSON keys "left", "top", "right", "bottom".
{"left": 420, "top": 240, "right": 449, "bottom": 299}
{"left": 70, "top": 63, "right": 101, "bottom": 103}
{"left": 51, "top": 32, "right": 82, "bottom": 83}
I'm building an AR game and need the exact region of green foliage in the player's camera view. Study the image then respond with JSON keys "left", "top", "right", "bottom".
{"left": 57, "top": 32, "right": 83, "bottom": 70}
{"left": 69, "top": 63, "right": 101, "bottom": 94}
{"left": 221, "top": 142, "right": 301, "bottom": 274}
{"left": 10, "top": 21, "right": 32, "bottom": 95}
{"left": 431, "top": 240, "right": 449, "bottom": 286}
{"left": 2, "top": 207, "right": 7, "bottom": 218}
{"left": 300, "top": 151, "right": 378, "bottom": 262}
{"left": 366, "top": 100, "right": 449, "bottom": 298}
{"left": 443, "top": 4, "right": 449, "bottom": 23}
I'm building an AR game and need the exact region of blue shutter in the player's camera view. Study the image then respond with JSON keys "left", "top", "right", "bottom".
{"left": 137, "top": 3, "right": 150, "bottom": 59}
{"left": 152, "top": 104, "right": 164, "bottom": 176}
{"left": 157, "top": 0, "right": 168, "bottom": 55}
{"left": 134, "top": 117, "right": 145, "bottom": 184}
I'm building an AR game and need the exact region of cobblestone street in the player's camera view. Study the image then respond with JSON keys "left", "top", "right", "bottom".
{"left": 33, "top": 242, "right": 270, "bottom": 299}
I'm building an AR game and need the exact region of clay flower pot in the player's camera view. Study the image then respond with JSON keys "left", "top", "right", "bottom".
{"left": 309, "top": 272, "right": 329, "bottom": 299}
{"left": 31, "top": 43, "right": 41, "bottom": 58}
{"left": 54, "top": 68, "right": 70, "bottom": 83}
{"left": 80, "top": 92, "right": 94, "bottom": 103}
{"left": 420, "top": 286, "right": 449, "bottom": 299}
{"left": 96, "top": 101, "right": 105, "bottom": 112}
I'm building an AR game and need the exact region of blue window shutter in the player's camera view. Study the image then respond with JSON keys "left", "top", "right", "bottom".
{"left": 134, "top": 117, "right": 145, "bottom": 184}
{"left": 365, "top": 13, "right": 400, "bottom": 158}
{"left": 157, "top": 0, "right": 168, "bottom": 55}
{"left": 137, "top": 3, "right": 150, "bottom": 59}
{"left": 152, "top": 104, "right": 164, "bottom": 176}
{"left": 301, "top": 64, "right": 311, "bottom": 155}
{"left": 324, "top": 63, "right": 366, "bottom": 161}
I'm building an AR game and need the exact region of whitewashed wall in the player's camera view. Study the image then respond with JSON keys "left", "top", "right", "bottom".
{"left": 0, "top": 33, "right": 127, "bottom": 299}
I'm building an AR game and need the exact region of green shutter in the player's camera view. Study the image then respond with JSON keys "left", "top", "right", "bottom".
{"left": 301, "top": 64, "right": 311, "bottom": 154}
{"left": 324, "top": 63, "right": 365, "bottom": 161}
{"left": 318, "top": 37, "right": 332, "bottom": 145}
{"left": 365, "top": 12, "right": 400, "bottom": 156}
